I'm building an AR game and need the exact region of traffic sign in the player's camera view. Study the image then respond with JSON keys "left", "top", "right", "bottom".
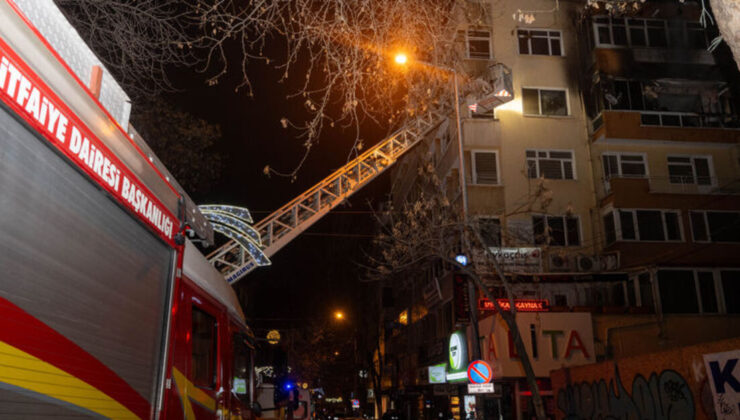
{"left": 467, "top": 360, "right": 493, "bottom": 384}
{"left": 468, "top": 383, "right": 495, "bottom": 394}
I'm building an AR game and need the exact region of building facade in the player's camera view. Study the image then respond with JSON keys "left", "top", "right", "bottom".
{"left": 378, "top": 1, "right": 740, "bottom": 419}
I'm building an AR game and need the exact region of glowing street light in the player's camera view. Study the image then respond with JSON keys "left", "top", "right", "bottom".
{"left": 394, "top": 53, "right": 408, "bottom": 65}
{"left": 334, "top": 311, "right": 345, "bottom": 320}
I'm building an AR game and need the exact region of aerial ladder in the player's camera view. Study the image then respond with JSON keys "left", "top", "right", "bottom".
{"left": 205, "top": 64, "right": 513, "bottom": 285}
{"left": 205, "top": 106, "right": 450, "bottom": 284}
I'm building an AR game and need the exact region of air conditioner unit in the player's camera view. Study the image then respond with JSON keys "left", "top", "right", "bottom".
{"left": 599, "top": 251, "right": 620, "bottom": 271}
{"left": 576, "top": 255, "right": 599, "bottom": 272}
{"left": 548, "top": 254, "right": 573, "bottom": 272}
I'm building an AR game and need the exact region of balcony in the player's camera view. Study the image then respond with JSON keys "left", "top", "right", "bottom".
{"left": 601, "top": 177, "right": 740, "bottom": 207}
{"left": 591, "top": 110, "right": 740, "bottom": 144}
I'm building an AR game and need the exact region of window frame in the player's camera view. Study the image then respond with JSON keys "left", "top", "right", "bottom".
{"left": 608, "top": 208, "right": 684, "bottom": 242}
{"left": 689, "top": 210, "right": 740, "bottom": 243}
{"left": 526, "top": 149, "right": 576, "bottom": 180}
{"left": 655, "top": 268, "right": 728, "bottom": 314}
{"left": 532, "top": 214, "right": 582, "bottom": 247}
{"left": 666, "top": 154, "right": 715, "bottom": 186}
{"left": 466, "top": 28, "right": 492, "bottom": 60}
{"left": 470, "top": 149, "right": 501, "bottom": 185}
{"left": 592, "top": 17, "right": 702, "bottom": 49}
{"left": 601, "top": 152, "right": 649, "bottom": 179}
{"left": 191, "top": 304, "right": 219, "bottom": 390}
{"left": 517, "top": 28, "right": 564, "bottom": 56}
{"left": 522, "top": 86, "right": 570, "bottom": 117}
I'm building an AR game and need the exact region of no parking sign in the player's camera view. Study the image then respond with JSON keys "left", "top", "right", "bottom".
{"left": 467, "top": 360, "right": 492, "bottom": 384}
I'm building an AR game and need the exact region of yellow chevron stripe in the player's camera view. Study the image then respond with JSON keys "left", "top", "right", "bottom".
{"left": 172, "top": 367, "right": 217, "bottom": 419}
{"left": 0, "top": 341, "right": 139, "bottom": 419}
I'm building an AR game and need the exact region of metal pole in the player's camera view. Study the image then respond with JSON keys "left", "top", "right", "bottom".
{"left": 453, "top": 70, "right": 469, "bottom": 221}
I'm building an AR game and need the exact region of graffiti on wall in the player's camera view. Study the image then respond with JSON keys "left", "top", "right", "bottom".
{"left": 557, "top": 363, "right": 695, "bottom": 419}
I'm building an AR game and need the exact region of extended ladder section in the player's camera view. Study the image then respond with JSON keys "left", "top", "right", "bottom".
{"left": 207, "top": 106, "right": 451, "bottom": 284}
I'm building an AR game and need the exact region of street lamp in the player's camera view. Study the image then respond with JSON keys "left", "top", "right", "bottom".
{"left": 393, "top": 53, "right": 469, "bottom": 220}
{"left": 334, "top": 311, "right": 345, "bottom": 321}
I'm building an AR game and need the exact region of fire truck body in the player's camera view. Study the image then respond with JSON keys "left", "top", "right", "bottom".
{"left": 0, "top": 0, "right": 255, "bottom": 418}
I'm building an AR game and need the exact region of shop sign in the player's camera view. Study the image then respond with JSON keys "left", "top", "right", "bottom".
{"left": 447, "top": 330, "right": 468, "bottom": 382}
{"left": 478, "top": 298, "right": 549, "bottom": 312}
{"left": 473, "top": 247, "right": 542, "bottom": 274}
{"left": 428, "top": 363, "right": 446, "bottom": 384}
{"left": 489, "top": 247, "right": 542, "bottom": 273}
{"left": 703, "top": 349, "right": 740, "bottom": 420}
{"left": 467, "top": 383, "right": 495, "bottom": 394}
{"left": 480, "top": 313, "right": 595, "bottom": 378}
{"left": 351, "top": 399, "right": 360, "bottom": 409}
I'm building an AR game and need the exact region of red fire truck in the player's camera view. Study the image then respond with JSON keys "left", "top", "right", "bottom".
{"left": 0, "top": 0, "right": 257, "bottom": 418}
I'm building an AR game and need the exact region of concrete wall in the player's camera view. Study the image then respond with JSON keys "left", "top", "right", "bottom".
{"left": 550, "top": 336, "right": 740, "bottom": 419}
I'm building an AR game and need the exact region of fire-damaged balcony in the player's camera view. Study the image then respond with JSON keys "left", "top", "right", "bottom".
{"left": 588, "top": 75, "right": 740, "bottom": 142}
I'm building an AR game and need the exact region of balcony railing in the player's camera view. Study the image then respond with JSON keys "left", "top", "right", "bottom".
{"left": 603, "top": 176, "right": 740, "bottom": 196}
{"left": 590, "top": 110, "right": 740, "bottom": 143}
{"left": 639, "top": 111, "right": 740, "bottom": 129}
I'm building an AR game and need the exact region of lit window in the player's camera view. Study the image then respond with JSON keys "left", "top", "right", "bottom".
{"left": 518, "top": 29, "right": 563, "bottom": 56}
{"left": 526, "top": 149, "right": 574, "bottom": 180}
{"left": 467, "top": 30, "right": 491, "bottom": 60}
{"left": 667, "top": 156, "right": 713, "bottom": 185}
{"left": 522, "top": 88, "right": 568, "bottom": 116}
{"left": 472, "top": 151, "right": 499, "bottom": 185}
{"left": 398, "top": 310, "right": 408, "bottom": 325}
{"left": 532, "top": 215, "right": 580, "bottom": 246}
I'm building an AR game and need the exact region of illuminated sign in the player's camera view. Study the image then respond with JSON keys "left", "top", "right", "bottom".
{"left": 0, "top": 38, "right": 177, "bottom": 245}
{"left": 267, "top": 330, "right": 281, "bottom": 345}
{"left": 447, "top": 331, "right": 468, "bottom": 383}
{"left": 428, "top": 364, "right": 446, "bottom": 384}
{"left": 478, "top": 299, "right": 550, "bottom": 312}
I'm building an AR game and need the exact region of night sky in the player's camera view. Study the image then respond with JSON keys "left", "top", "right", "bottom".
{"left": 166, "top": 47, "right": 392, "bottom": 332}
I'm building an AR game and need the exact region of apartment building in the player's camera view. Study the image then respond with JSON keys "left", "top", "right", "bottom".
{"left": 378, "top": 1, "right": 740, "bottom": 419}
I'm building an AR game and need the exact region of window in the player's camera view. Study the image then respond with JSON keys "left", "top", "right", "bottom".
{"left": 602, "top": 153, "right": 647, "bottom": 179}
{"left": 192, "top": 306, "right": 217, "bottom": 388}
{"left": 532, "top": 215, "right": 580, "bottom": 246}
{"left": 657, "top": 270, "right": 736, "bottom": 314}
{"left": 526, "top": 150, "right": 574, "bottom": 180}
{"left": 467, "top": 30, "right": 491, "bottom": 60}
{"left": 593, "top": 17, "right": 702, "bottom": 49}
{"left": 689, "top": 211, "right": 740, "bottom": 243}
{"left": 658, "top": 270, "right": 699, "bottom": 313}
{"left": 479, "top": 217, "right": 502, "bottom": 247}
{"left": 517, "top": 29, "right": 563, "bottom": 56}
{"left": 667, "top": 156, "right": 713, "bottom": 185}
{"left": 611, "top": 209, "right": 682, "bottom": 242}
{"left": 472, "top": 151, "right": 499, "bottom": 185}
{"left": 232, "top": 333, "right": 251, "bottom": 402}
{"left": 721, "top": 271, "right": 740, "bottom": 313}
{"left": 522, "top": 88, "right": 568, "bottom": 116}
{"left": 604, "top": 212, "right": 617, "bottom": 244}
{"left": 606, "top": 80, "right": 645, "bottom": 110}
{"left": 698, "top": 271, "right": 718, "bottom": 313}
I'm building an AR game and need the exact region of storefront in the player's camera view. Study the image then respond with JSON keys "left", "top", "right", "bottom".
{"left": 472, "top": 312, "right": 596, "bottom": 420}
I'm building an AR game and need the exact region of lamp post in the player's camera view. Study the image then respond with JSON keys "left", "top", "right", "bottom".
{"left": 394, "top": 54, "right": 468, "bottom": 220}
